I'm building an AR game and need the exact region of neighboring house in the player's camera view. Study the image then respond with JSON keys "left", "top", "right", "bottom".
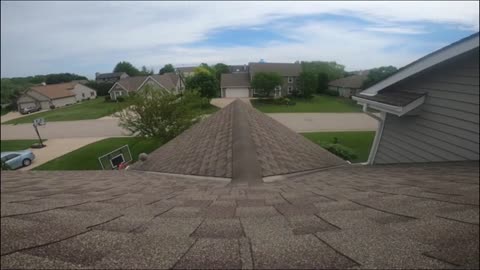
{"left": 249, "top": 62, "right": 301, "bottom": 97}
{"left": 353, "top": 32, "right": 479, "bottom": 165}
{"left": 220, "top": 73, "right": 251, "bottom": 98}
{"left": 108, "top": 73, "right": 183, "bottom": 100}
{"left": 17, "top": 83, "right": 77, "bottom": 111}
{"left": 228, "top": 64, "right": 249, "bottom": 73}
{"left": 68, "top": 82, "right": 97, "bottom": 101}
{"left": 176, "top": 67, "right": 197, "bottom": 78}
{"left": 328, "top": 71, "right": 369, "bottom": 98}
{"left": 95, "top": 72, "right": 129, "bottom": 83}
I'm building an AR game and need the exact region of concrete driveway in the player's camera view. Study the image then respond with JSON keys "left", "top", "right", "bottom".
{"left": 211, "top": 98, "right": 253, "bottom": 108}
{"left": 19, "top": 137, "right": 107, "bottom": 170}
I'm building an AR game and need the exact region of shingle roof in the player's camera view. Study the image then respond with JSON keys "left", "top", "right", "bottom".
{"left": 150, "top": 73, "right": 179, "bottom": 90}
{"left": 249, "top": 62, "right": 301, "bottom": 77}
{"left": 1, "top": 161, "right": 478, "bottom": 269}
{"left": 355, "top": 91, "right": 426, "bottom": 107}
{"left": 30, "top": 83, "right": 76, "bottom": 100}
{"left": 220, "top": 73, "right": 251, "bottom": 88}
{"left": 96, "top": 72, "right": 127, "bottom": 80}
{"left": 328, "top": 73, "right": 368, "bottom": 89}
{"left": 131, "top": 100, "right": 345, "bottom": 180}
{"left": 115, "top": 76, "right": 149, "bottom": 92}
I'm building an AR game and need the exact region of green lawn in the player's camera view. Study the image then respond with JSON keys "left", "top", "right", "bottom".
{"left": 302, "top": 131, "right": 375, "bottom": 163}
{"left": 4, "top": 98, "right": 129, "bottom": 125}
{"left": 1, "top": 139, "right": 44, "bottom": 152}
{"left": 35, "top": 137, "right": 163, "bottom": 170}
{"left": 252, "top": 95, "right": 362, "bottom": 113}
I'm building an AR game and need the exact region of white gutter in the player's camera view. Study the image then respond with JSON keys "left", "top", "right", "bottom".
{"left": 361, "top": 104, "right": 386, "bottom": 165}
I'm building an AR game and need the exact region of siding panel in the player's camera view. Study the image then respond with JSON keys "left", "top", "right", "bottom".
{"left": 374, "top": 49, "right": 479, "bottom": 164}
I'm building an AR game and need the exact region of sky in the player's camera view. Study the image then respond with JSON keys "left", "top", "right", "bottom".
{"left": 1, "top": 1, "right": 479, "bottom": 79}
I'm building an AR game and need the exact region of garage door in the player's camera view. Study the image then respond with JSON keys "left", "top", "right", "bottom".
{"left": 225, "top": 88, "right": 249, "bottom": 98}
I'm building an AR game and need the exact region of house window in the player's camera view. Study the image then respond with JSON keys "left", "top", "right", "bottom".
{"left": 288, "top": 77, "right": 293, "bottom": 83}
{"left": 287, "top": 86, "right": 293, "bottom": 94}
{"left": 82, "top": 93, "right": 85, "bottom": 98}
{"left": 90, "top": 92, "right": 94, "bottom": 96}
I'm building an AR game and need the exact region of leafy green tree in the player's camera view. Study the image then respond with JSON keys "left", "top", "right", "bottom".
{"left": 317, "top": 73, "right": 329, "bottom": 94}
{"left": 113, "top": 61, "right": 140, "bottom": 76}
{"left": 298, "top": 71, "right": 316, "bottom": 98}
{"left": 185, "top": 68, "right": 218, "bottom": 98}
{"left": 213, "top": 63, "right": 230, "bottom": 81}
{"left": 84, "top": 81, "right": 114, "bottom": 96}
{"left": 362, "top": 66, "right": 398, "bottom": 88}
{"left": 140, "top": 66, "right": 154, "bottom": 75}
{"left": 301, "top": 61, "right": 345, "bottom": 81}
{"left": 45, "top": 73, "right": 87, "bottom": 84}
{"left": 118, "top": 86, "right": 202, "bottom": 141}
{"left": 159, "top": 64, "right": 175, "bottom": 75}
{"left": 251, "top": 72, "right": 283, "bottom": 97}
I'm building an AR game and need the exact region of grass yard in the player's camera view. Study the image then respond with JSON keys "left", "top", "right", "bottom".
{"left": 35, "top": 137, "right": 163, "bottom": 170}
{"left": 252, "top": 95, "right": 362, "bottom": 113}
{"left": 302, "top": 131, "right": 375, "bottom": 163}
{"left": 1, "top": 139, "right": 44, "bottom": 152}
{"left": 4, "top": 98, "right": 129, "bottom": 125}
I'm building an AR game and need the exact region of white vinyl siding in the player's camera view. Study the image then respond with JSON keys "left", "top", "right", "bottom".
{"left": 374, "top": 49, "right": 479, "bottom": 164}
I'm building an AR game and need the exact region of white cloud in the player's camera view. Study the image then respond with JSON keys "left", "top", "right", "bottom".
{"left": 1, "top": 1, "right": 478, "bottom": 77}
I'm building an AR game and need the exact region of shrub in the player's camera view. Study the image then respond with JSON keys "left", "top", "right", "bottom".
{"left": 116, "top": 96, "right": 125, "bottom": 102}
{"left": 104, "top": 96, "right": 111, "bottom": 102}
{"left": 318, "top": 142, "right": 357, "bottom": 161}
{"left": 49, "top": 105, "right": 55, "bottom": 110}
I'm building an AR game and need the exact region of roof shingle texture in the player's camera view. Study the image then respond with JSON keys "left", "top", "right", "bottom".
{"left": 116, "top": 76, "right": 149, "bottom": 92}
{"left": 220, "top": 73, "right": 251, "bottom": 88}
{"left": 151, "top": 73, "right": 179, "bottom": 90}
{"left": 328, "top": 74, "right": 368, "bottom": 89}
{"left": 96, "top": 72, "right": 127, "bottom": 79}
{"left": 1, "top": 161, "right": 478, "bottom": 269}
{"left": 30, "top": 83, "right": 76, "bottom": 99}
{"left": 131, "top": 100, "right": 345, "bottom": 178}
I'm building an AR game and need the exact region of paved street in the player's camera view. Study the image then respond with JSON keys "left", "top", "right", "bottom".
{"left": 1, "top": 113, "right": 377, "bottom": 140}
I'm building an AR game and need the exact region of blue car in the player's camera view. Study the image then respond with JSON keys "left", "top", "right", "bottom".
{"left": 1, "top": 150, "right": 35, "bottom": 170}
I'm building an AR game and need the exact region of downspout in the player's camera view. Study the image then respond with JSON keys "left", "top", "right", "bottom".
{"left": 362, "top": 103, "right": 386, "bottom": 165}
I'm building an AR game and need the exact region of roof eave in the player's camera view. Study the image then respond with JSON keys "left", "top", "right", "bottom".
{"left": 361, "top": 34, "right": 479, "bottom": 97}
{"left": 352, "top": 95, "right": 426, "bottom": 116}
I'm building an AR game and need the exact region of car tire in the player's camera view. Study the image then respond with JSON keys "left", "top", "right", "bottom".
{"left": 22, "top": 159, "right": 31, "bottom": 167}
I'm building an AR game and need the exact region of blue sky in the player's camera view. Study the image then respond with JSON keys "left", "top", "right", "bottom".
{"left": 1, "top": 1, "right": 479, "bottom": 79}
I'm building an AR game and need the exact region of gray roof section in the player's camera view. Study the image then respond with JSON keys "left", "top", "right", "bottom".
{"left": 96, "top": 72, "right": 127, "bottom": 80}
{"left": 221, "top": 73, "right": 251, "bottom": 88}
{"left": 176, "top": 66, "right": 197, "bottom": 73}
{"left": 115, "top": 76, "right": 149, "bottom": 92}
{"left": 131, "top": 100, "right": 345, "bottom": 178}
{"left": 355, "top": 91, "right": 426, "bottom": 107}
{"left": 329, "top": 73, "right": 369, "bottom": 89}
{"left": 1, "top": 161, "right": 478, "bottom": 269}
{"left": 150, "top": 73, "right": 179, "bottom": 90}
{"left": 249, "top": 62, "right": 301, "bottom": 77}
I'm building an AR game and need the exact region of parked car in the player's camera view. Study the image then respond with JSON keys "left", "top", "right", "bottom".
{"left": 1, "top": 150, "right": 35, "bottom": 170}
{"left": 20, "top": 105, "right": 41, "bottom": 115}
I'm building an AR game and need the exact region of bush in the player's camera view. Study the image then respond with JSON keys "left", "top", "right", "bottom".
{"left": 318, "top": 142, "right": 357, "bottom": 161}
{"left": 116, "top": 96, "right": 125, "bottom": 102}
{"left": 49, "top": 105, "right": 55, "bottom": 110}
{"left": 104, "top": 96, "right": 111, "bottom": 102}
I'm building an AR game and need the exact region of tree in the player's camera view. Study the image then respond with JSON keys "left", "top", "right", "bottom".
{"left": 297, "top": 71, "right": 316, "bottom": 98}
{"left": 118, "top": 86, "right": 202, "bottom": 141}
{"left": 113, "top": 61, "right": 140, "bottom": 76}
{"left": 140, "top": 66, "right": 154, "bottom": 76}
{"left": 362, "top": 66, "right": 398, "bottom": 88}
{"left": 159, "top": 64, "right": 175, "bottom": 75}
{"left": 84, "top": 81, "right": 114, "bottom": 96}
{"left": 45, "top": 73, "right": 87, "bottom": 84}
{"left": 301, "top": 61, "right": 345, "bottom": 81}
{"left": 185, "top": 68, "right": 218, "bottom": 98}
{"left": 213, "top": 63, "right": 230, "bottom": 81}
{"left": 317, "top": 73, "right": 329, "bottom": 94}
{"left": 251, "top": 72, "right": 283, "bottom": 97}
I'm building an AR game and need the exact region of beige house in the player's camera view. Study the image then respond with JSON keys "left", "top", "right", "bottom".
{"left": 69, "top": 82, "right": 97, "bottom": 101}
{"left": 108, "top": 73, "right": 184, "bottom": 100}
{"left": 17, "top": 83, "right": 77, "bottom": 111}
{"left": 328, "top": 71, "right": 369, "bottom": 98}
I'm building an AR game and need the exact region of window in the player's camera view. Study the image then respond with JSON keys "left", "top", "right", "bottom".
{"left": 90, "top": 92, "right": 95, "bottom": 96}
{"left": 288, "top": 86, "right": 293, "bottom": 93}
{"left": 82, "top": 93, "right": 85, "bottom": 98}
{"left": 288, "top": 77, "right": 293, "bottom": 83}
